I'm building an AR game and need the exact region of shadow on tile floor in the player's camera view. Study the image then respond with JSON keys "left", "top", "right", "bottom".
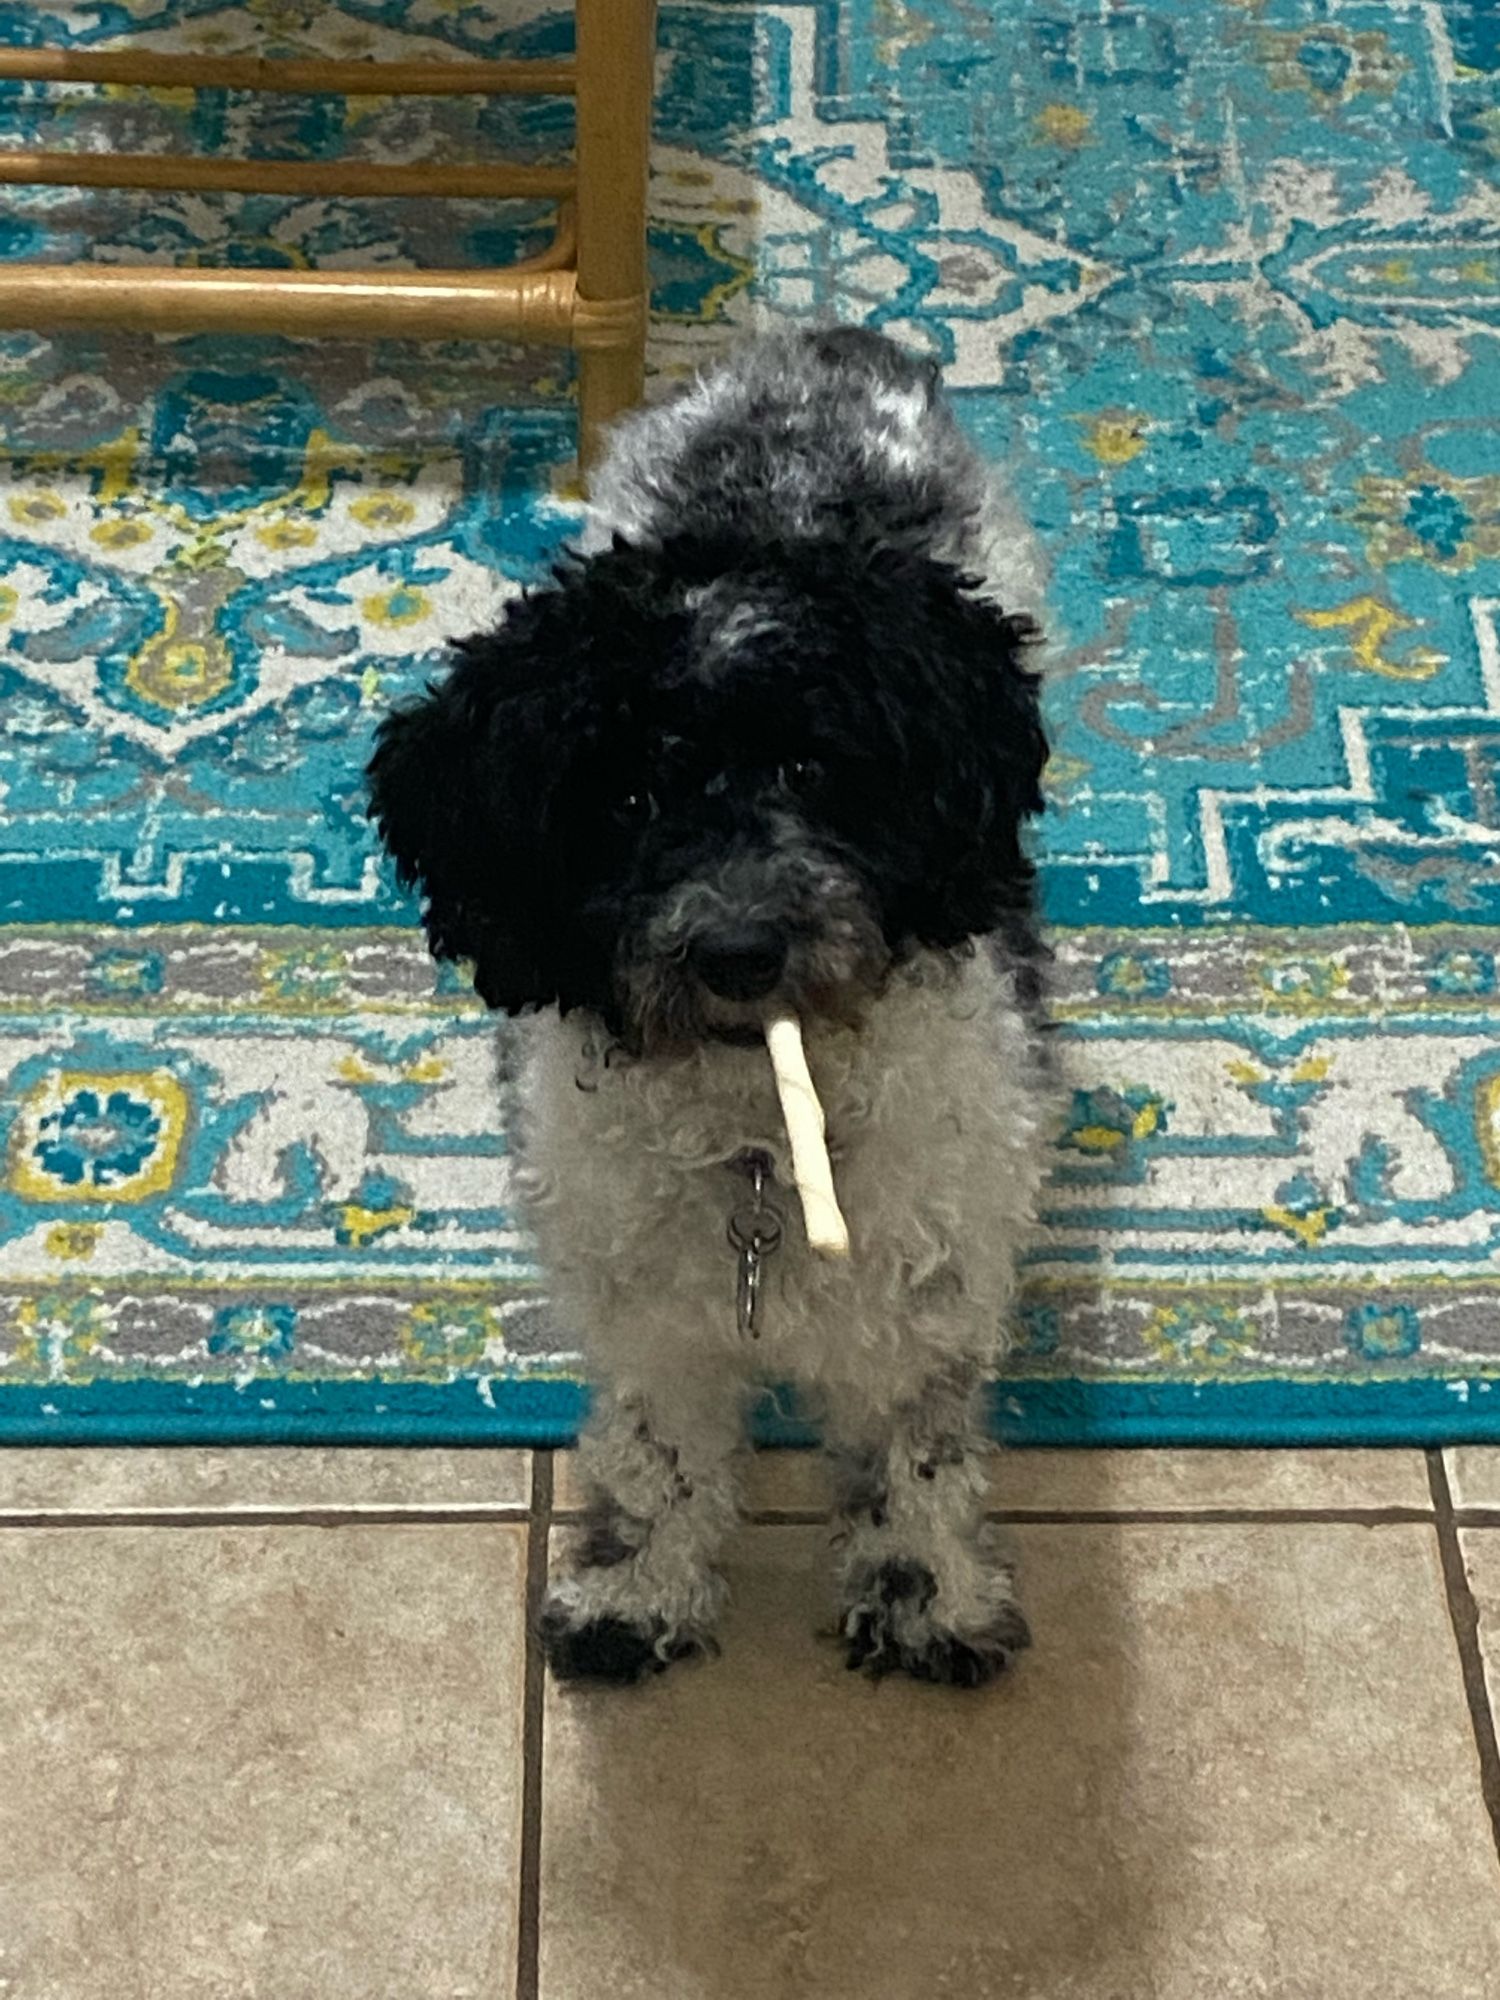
{"left": 540, "top": 1520, "right": 1157, "bottom": 2000}
{"left": 538, "top": 1515, "right": 1500, "bottom": 2000}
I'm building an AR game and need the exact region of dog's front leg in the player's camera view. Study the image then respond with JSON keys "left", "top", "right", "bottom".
{"left": 542, "top": 1373, "right": 744, "bottom": 1685}
{"left": 829, "top": 1363, "right": 1030, "bottom": 1688}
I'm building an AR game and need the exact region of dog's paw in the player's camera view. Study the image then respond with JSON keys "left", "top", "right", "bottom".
{"left": 845, "top": 1611, "right": 1031, "bottom": 1688}
{"left": 841, "top": 1559, "right": 1031, "bottom": 1688}
{"left": 539, "top": 1598, "right": 712, "bottom": 1686}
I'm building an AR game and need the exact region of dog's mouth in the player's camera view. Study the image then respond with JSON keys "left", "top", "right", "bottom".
{"left": 620, "top": 962, "right": 883, "bottom": 1058}
{"left": 704, "top": 1023, "right": 767, "bottom": 1049}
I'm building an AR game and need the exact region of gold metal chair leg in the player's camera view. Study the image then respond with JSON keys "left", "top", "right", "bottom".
{"left": 574, "top": 0, "right": 658, "bottom": 470}
{"left": 577, "top": 346, "right": 646, "bottom": 467}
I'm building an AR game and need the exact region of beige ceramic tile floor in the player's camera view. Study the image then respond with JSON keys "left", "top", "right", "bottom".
{"left": 2, "top": 1448, "right": 1499, "bottom": 1999}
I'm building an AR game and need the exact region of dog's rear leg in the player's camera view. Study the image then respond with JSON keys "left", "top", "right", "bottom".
{"left": 541, "top": 1376, "right": 744, "bottom": 1685}
{"left": 829, "top": 1365, "right": 1030, "bottom": 1688}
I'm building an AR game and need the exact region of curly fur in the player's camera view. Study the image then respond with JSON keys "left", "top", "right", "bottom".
{"left": 368, "top": 327, "right": 1055, "bottom": 1687}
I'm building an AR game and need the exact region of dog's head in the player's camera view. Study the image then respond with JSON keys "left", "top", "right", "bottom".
{"left": 367, "top": 534, "right": 1045, "bottom": 1049}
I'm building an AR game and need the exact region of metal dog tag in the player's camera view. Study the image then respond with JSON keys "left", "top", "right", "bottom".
{"left": 727, "top": 1153, "right": 784, "bottom": 1340}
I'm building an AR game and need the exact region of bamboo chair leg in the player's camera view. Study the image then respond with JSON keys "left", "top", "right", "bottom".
{"left": 574, "top": 0, "right": 657, "bottom": 470}
{"left": 0, "top": 11, "right": 658, "bottom": 471}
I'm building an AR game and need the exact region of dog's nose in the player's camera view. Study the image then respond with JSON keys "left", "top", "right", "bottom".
{"left": 691, "top": 929, "right": 787, "bottom": 1002}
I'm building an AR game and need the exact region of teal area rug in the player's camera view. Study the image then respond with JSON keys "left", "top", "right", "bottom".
{"left": 3, "top": 1, "right": 1500, "bottom": 1445}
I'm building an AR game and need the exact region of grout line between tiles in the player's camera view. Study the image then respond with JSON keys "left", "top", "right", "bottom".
{"left": 0, "top": 1505, "right": 534, "bottom": 1530}
{"left": 988, "top": 1504, "right": 1435, "bottom": 1526}
{"left": 549, "top": 1502, "right": 1438, "bottom": 1528}
{"left": 4, "top": 1499, "right": 1444, "bottom": 1535}
{"left": 1426, "top": 1451, "right": 1500, "bottom": 1871}
{"left": 514, "top": 1450, "right": 553, "bottom": 2000}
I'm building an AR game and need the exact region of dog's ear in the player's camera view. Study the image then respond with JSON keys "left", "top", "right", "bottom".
{"left": 369, "top": 544, "right": 684, "bottom": 1015}
{"left": 366, "top": 613, "right": 573, "bottom": 1014}
{"left": 883, "top": 567, "right": 1047, "bottom": 949}
{"left": 947, "top": 587, "right": 1048, "bottom": 823}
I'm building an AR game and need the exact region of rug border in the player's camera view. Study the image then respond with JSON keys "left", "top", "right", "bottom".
{"left": 2, "top": 1376, "right": 1498, "bottom": 1448}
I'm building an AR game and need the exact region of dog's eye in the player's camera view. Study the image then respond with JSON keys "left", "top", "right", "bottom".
{"left": 615, "top": 789, "right": 659, "bottom": 825}
{"left": 779, "top": 759, "right": 825, "bottom": 798}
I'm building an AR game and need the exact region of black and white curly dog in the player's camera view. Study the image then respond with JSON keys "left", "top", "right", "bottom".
{"left": 368, "top": 328, "right": 1054, "bottom": 1688}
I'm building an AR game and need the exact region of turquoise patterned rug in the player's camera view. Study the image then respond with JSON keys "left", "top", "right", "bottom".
{"left": 3, "top": 0, "right": 1500, "bottom": 1446}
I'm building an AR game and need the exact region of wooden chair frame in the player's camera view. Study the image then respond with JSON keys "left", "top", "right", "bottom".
{"left": 0, "top": 0, "right": 657, "bottom": 466}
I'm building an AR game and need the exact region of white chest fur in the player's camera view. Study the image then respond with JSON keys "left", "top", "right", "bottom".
{"left": 507, "top": 950, "right": 1049, "bottom": 1401}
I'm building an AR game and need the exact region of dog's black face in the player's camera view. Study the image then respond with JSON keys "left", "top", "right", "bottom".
{"left": 367, "top": 535, "right": 1045, "bottom": 1049}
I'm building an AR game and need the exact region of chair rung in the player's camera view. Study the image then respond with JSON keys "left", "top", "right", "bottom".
{"left": 0, "top": 262, "right": 580, "bottom": 343}
{"left": 0, "top": 150, "right": 574, "bottom": 201}
{"left": 0, "top": 48, "right": 578, "bottom": 97}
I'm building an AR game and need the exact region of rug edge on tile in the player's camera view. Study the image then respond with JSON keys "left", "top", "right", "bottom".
{"left": 2, "top": 1375, "right": 1498, "bottom": 1448}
